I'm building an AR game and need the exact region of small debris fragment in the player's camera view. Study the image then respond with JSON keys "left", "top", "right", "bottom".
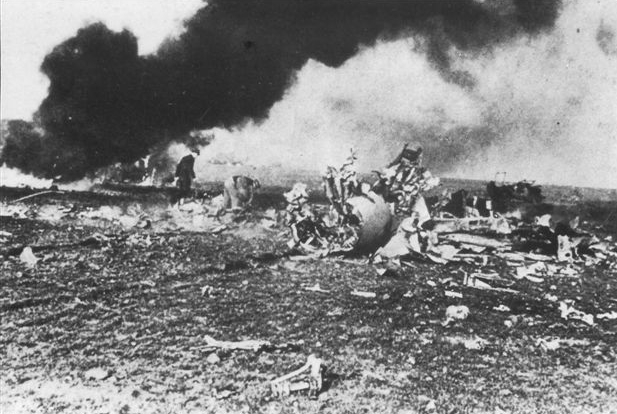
{"left": 537, "top": 338, "right": 561, "bottom": 351}
{"left": 216, "top": 389, "right": 235, "bottom": 399}
{"left": 464, "top": 336, "right": 488, "bottom": 350}
{"left": 351, "top": 290, "right": 377, "bottom": 299}
{"left": 201, "top": 285, "right": 215, "bottom": 296}
{"left": 444, "top": 305, "right": 470, "bottom": 325}
{"left": 206, "top": 353, "right": 221, "bottom": 364}
{"left": 203, "top": 335, "right": 271, "bottom": 352}
{"left": 559, "top": 302, "right": 595, "bottom": 326}
{"left": 19, "top": 247, "right": 39, "bottom": 267}
{"left": 304, "top": 284, "right": 330, "bottom": 293}
{"left": 596, "top": 311, "right": 617, "bottom": 320}
{"left": 425, "top": 400, "right": 437, "bottom": 412}
{"left": 211, "top": 224, "right": 228, "bottom": 234}
{"left": 515, "top": 262, "right": 546, "bottom": 280}
{"left": 271, "top": 354, "right": 324, "bottom": 399}
{"left": 544, "top": 293, "right": 559, "bottom": 302}
{"left": 535, "top": 214, "right": 553, "bottom": 228}
{"left": 557, "top": 235, "right": 574, "bottom": 262}
{"left": 444, "top": 291, "right": 463, "bottom": 298}
{"left": 463, "top": 273, "right": 493, "bottom": 290}
{"left": 445, "top": 335, "right": 488, "bottom": 350}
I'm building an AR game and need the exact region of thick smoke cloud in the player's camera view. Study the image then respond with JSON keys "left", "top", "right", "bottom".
{"left": 1, "top": 0, "right": 561, "bottom": 181}
{"left": 450, "top": 0, "right": 617, "bottom": 187}
{"left": 198, "top": 0, "right": 615, "bottom": 188}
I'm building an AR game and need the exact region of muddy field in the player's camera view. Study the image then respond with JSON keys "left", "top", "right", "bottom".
{"left": 1, "top": 179, "right": 617, "bottom": 414}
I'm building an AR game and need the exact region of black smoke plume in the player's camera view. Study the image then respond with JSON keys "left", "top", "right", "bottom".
{"left": 1, "top": 0, "right": 561, "bottom": 181}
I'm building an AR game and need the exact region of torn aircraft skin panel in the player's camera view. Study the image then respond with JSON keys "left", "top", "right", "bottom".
{"left": 285, "top": 145, "right": 435, "bottom": 255}
{"left": 282, "top": 144, "right": 608, "bottom": 266}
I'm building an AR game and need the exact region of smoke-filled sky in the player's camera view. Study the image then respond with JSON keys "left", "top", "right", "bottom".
{"left": 1, "top": 0, "right": 616, "bottom": 188}
{"left": 1, "top": 0, "right": 203, "bottom": 120}
{"left": 200, "top": 0, "right": 617, "bottom": 188}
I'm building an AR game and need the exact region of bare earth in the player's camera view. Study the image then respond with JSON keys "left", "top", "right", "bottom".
{"left": 1, "top": 180, "right": 616, "bottom": 414}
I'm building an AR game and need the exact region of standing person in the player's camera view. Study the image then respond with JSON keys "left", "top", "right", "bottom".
{"left": 174, "top": 149, "right": 199, "bottom": 204}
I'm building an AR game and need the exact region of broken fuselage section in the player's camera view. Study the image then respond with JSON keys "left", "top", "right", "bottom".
{"left": 285, "top": 145, "right": 439, "bottom": 255}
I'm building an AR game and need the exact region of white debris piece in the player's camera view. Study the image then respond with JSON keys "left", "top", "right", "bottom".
{"left": 117, "top": 215, "right": 139, "bottom": 228}
{"left": 544, "top": 293, "right": 559, "bottom": 302}
{"left": 559, "top": 302, "right": 594, "bottom": 326}
{"left": 351, "top": 290, "right": 377, "bottom": 299}
{"left": 412, "top": 196, "right": 432, "bottom": 227}
{"left": 430, "top": 244, "right": 460, "bottom": 261}
{"left": 376, "top": 233, "right": 411, "bottom": 258}
{"left": 444, "top": 335, "right": 488, "bottom": 350}
{"left": 201, "top": 285, "right": 215, "bottom": 296}
{"left": 79, "top": 205, "right": 123, "bottom": 221}
{"left": 425, "top": 400, "right": 437, "bottom": 412}
{"left": 463, "top": 273, "right": 493, "bottom": 289}
{"left": 535, "top": 214, "right": 553, "bottom": 228}
{"left": 557, "top": 235, "right": 574, "bottom": 262}
{"left": 444, "top": 305, "right": 470, "bottom": 324}
{"left": 304, "top": 284, "right": 330, "bottom": 293}
{"left": 537, "top": 338, "right": 561, "bottom": 351}
{"left": 19, "top": 247, "right": 39, "bottom": 267}
{"left": 203, "top": 335, "right": 271, "bottom": 352}
{"left": 440, "top": 233, "right": 511, "bottom": 249}
{"left": 206, "top": 353, "right": 221, "bottom": 364}
{"left": 596, "top": 311, "right": 617, "bottom": 320}
{"left": 463, "top": 336, "right": 488, "bottom": 350}
{"left": 514, "top": 262, "right": 546, "bottom": 281}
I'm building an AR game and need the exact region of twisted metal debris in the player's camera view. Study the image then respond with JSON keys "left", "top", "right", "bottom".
{"left": 284, "top": 145, "right": 610, "bottom": 266}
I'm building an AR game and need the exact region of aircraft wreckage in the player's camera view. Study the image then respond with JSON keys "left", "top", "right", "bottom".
{"left": 284, "top": 145, "right": 609, "bottom": 266}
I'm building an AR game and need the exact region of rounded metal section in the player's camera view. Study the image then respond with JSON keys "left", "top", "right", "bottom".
{"left": 345, "top": 193, "right": 394, "bottom": 254}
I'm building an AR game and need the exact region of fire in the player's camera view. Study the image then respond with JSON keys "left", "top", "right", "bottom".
{"left": 0, "top": 164, "right": 97, "bottom": 191}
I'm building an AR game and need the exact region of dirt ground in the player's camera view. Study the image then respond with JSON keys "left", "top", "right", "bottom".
{"left": 1, "top": 180, "right": 616, "bottom": 414}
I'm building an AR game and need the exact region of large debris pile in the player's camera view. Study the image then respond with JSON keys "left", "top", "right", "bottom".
{"left": 285, "top": 146, "right": 439, "bottom": 255}
{"left": 285, "top": 146, "right": 612, "bottom": 269}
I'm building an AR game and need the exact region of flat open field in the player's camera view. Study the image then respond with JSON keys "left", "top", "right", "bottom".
{"left": 1, "top": 178, "right": 617, "bottom": 414}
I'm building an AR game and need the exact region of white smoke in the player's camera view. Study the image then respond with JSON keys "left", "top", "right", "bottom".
{"left": 0, "top": 164, "right": 53, "bottom": 188}
{"left": 191, "top": 0, "right": 616, "bottom": 189}
{"left": 199, "top": 38, "right": 481, "bottom": 175}
{"left": 0, "top": 164, "right": 98, "bottom": 191}
{"left": 450, "top": 0, "right": 617, "bottom": 188}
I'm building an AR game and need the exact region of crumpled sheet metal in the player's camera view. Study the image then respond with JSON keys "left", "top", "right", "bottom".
{"left": 284, "top": 145, "right": 595, "bottom": 262}
{"left": 285, "top": 191, "right": 393, "bottom": 254}
{"left": 284, "top": 145, "right": 441, "bottom": 255}
{"left": 429, "top": 216, "right": 512, "bottom": 235}
{"left": 373, "top": 164, "right": 439, "bottom": 216}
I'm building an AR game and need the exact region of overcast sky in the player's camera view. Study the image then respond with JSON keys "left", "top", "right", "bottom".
{"left": 0, "top": 0, "right": 203, "bottom": 120}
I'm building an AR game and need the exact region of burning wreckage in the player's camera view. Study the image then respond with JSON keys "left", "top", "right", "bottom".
{"left": 2, "top": 145, "right": 615, "bottom": 402}
{"left": 284, "top": 145, "right": 610, "bottom": 270}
